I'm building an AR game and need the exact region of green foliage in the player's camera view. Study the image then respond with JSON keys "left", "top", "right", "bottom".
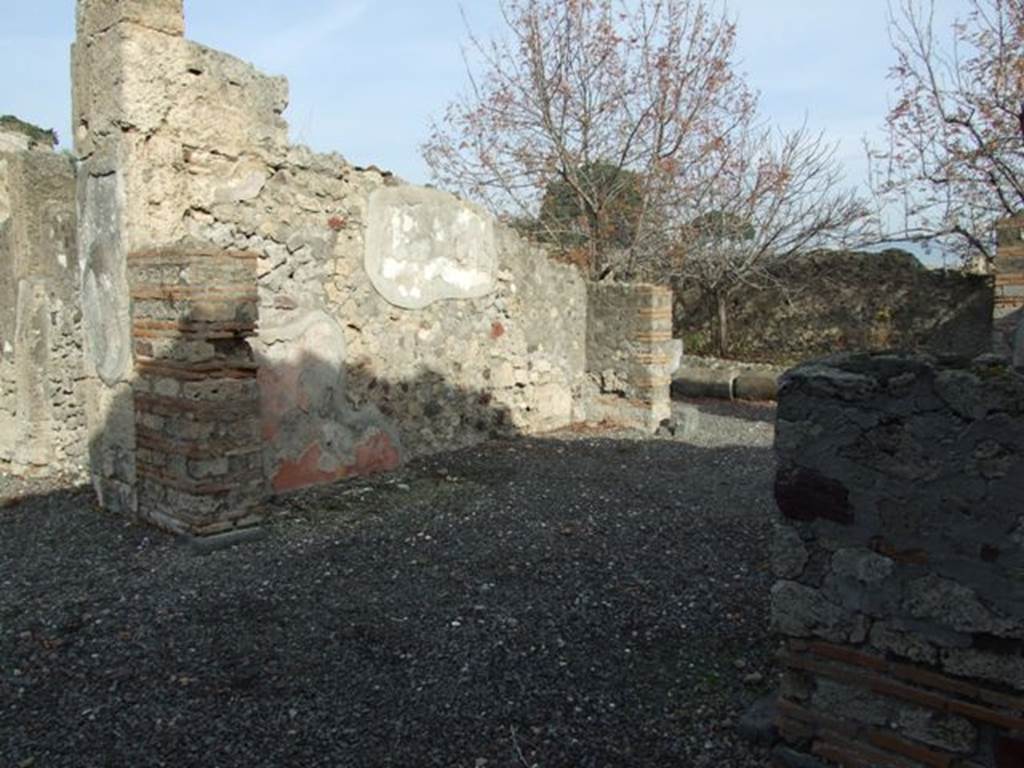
{"left": 538, "top": 162, "right": 643, "bottom": 250}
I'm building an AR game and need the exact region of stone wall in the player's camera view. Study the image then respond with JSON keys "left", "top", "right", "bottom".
{"left": 586, "top": 283, "right": 681, "bottom": 430}
{"left": 0, "top": 127, "right": 86, "bottom": 478}
{"left": 771, "top": 353, "right": 1024, "bottom": 768}
{"left": 675, "top": 250, "right": 994, "bottom": 365}
{"left": 70, "top": 0, "right": 668, "bottom": 526}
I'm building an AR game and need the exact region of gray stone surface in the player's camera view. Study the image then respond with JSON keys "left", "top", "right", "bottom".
{"left": 771, "top": 746, "right": 829, "bottom": 768}
{"left": 771, "top": 524, "right": 809, "bottom": 580}
{"left": 771, "top": 580, "right": 861, "bottom": 642}
{"left": 182, "top": 523, "right": 269, "bottom": 554}
{"left": 772, "top": 351, "right": 1024, "bottom": 768}
{"left": 80, "top": 173, "right": 130, "bottom": 388}
{"left": 733, "top": 372, "right": 779, "bottom": 401}
{"left": 895, "top": 707, "right": 977, "bottom": 754}
{"left": 364, "top": 186, "right": 497, "bottom": 310}
{"left": 672, "top": 366, "right": 736, "bottom": 400}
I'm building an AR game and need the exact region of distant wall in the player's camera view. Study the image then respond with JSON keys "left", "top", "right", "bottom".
{"left": 772, "top": 353, "right": 1024, "bottom": 768}
{"left": 675, "top": 250, "right": 994, "bottom": 364}
{"left": 0, "top": 131, "right": 85, "bottom": 477}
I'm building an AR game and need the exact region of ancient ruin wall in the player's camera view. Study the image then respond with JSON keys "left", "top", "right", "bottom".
{"left": 586, "top": 283, "right": 681, "bottom": 430}
{"left": 674, "top": 250, "right": 994, "bottom": 364}
{"left": 71, "top": 0, "right": 610, "bottom": 513}
{"left": 772, "top": 353, "right": 1024, "bottom": 768}
{"left": 0, "top": 127, "right": 85, "bottom": 477}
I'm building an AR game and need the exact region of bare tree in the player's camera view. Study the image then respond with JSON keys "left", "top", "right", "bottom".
{"left": 673, "top": 123, "right": 868, "bottom": 356}
{"left": 868, "top": 0, "right": 1024, "bottom": 268}
{"left": 422, "top": 0, "right": 755, "bottom": 279}
{"left": 424, "top": 0, "right": 868, "bottom": 358}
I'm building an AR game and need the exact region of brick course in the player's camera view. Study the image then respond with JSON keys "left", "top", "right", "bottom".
{"left": 128, "top": 246, "right": 265, "bottom": 536}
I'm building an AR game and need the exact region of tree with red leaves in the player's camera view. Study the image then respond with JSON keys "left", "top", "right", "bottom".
{"left": 424, "top": 0, "right": 867, "bottom": 356}
{"left": 423, "top": 0, "right": 755, "bottom": 279}
{"left": 870, "top": 0, "right": 1024, "bottom": 267}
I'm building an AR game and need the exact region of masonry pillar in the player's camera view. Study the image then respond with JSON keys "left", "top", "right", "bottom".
{"left": 994, "top": 215, "right": 1024, "bottom": 354}
{"left": 72, "top": 0, "right": 187, "bottom": 512}
{"left": 0, "top": 122, "right": 84, "bottom": 478}
{"left": 585, "top": 282, "right": 682, "bottom": 431}
{"left": 128, "top": 246, "right": 265, "bottom": 536}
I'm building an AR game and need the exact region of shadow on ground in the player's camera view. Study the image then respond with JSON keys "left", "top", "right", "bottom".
{"left": 2, "top": 413, "right": 777, "bottom": 768}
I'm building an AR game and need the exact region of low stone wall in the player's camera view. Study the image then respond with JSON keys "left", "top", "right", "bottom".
{"left": 586, "top": 283, "right": 681, "bottom": 430}
{"left": 0, "top": 130, "right": 86, "bottom": 478}
{"left": 129, "top": 246, "right": 264, "bottom": 536}
{"left": 772, "top": 353, "right": 1024, "bottom": 768}
{"left": 675, "top": 250, "right": 994, "bottom": 365}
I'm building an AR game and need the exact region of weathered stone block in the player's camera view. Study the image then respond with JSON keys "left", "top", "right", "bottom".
{"left": 585, "top": 282, "right": 680, "bottom": 431}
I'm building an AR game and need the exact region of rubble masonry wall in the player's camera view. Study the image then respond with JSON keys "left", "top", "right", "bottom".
{"left": 72, "top": 0, "right": 669, "bottom": 527}
{"left": 771, "top": 353, "right": 1024, "bottom": 768}
{"left": 0, "top": 129, "right": 85, "bottom": 478}
{"left": 995, "top": 216, "right": 1024, "bottom": 356}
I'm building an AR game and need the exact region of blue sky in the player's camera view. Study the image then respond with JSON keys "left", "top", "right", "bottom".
{"left": 3, "top": 1, "right": 964, "bottom": 201}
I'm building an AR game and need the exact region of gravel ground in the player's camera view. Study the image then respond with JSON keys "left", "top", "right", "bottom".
{"left": 1, "top": 400, "right": 778, "bottom": 768}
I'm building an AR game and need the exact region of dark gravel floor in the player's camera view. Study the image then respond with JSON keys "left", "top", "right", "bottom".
{"left": 1, "top": 401, "right": 777, "bottom": 768}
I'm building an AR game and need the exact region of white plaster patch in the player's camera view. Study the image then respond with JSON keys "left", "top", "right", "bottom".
{"left": 365, "top": 186, "right": 497, "bottom": 310}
